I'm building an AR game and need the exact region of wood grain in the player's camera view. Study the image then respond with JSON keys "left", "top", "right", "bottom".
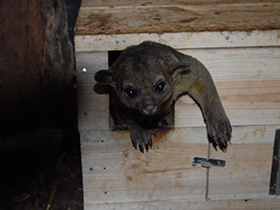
{"left": 75, "top": 2, "right": 280, "bottom": 208}
{"left": 75, "top": 30, "right": 280, "bottom": 52}
{"left": 209, "top": 144, "right": 274, "bottom": 200}
{"left": 76, "top": 52, "right": 110, "bottom": 131}
{"left": 76, "top": 2, "right": 280, "bottom": 35}
{"left": 81, "top": 0, "right": 280, "bottom": 7}
{"left": 80, "top": 125, "right": 280, "bottom": 207}
{"left": 81, "top": 129, "right": 208, "bottom": 205}
{"left": 76, "top": 47, "right": 280, "bottom": 130}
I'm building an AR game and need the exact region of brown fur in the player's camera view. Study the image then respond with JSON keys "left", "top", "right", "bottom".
{"left": 95, "top": 41, "right": 232, "bottom": 152}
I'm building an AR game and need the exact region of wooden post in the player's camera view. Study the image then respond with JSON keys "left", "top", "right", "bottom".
{"left": 0, "top": 0, "right": 75, "bottom": 133}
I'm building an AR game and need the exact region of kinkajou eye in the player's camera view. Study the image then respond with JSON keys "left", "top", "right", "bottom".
{"left": 124, "top": 86, "right": 138, "bottom": 99}
{"left": 154, "top": 80, "right": 166, "bottom": 93}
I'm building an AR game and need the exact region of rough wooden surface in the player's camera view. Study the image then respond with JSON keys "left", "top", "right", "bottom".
{"left": 80, "top": 126, "right": 280, "bottom": 208}
{"left": 75, "top": 30, "right": 280, "bottom": 52}
{"left": 76, "top": 45, "right": 280, "bottom": 208}
{"left": 76, "top": 52, "right": 109, "bottom": 131}
{"left": 76, "top": 46, "right": 280, "bottom": 131}
{"left": 81, "top": 0, "right": 280, "bottom": 7}
{"left": 76, "top": 1, "right": 280, "bottom": 35}
{"left": 75, "top": 1, "right": 280, "bottom": 208}
{"left": 81, "top": 130, "right": 208, "bottom": 204}
{"left": 175, "top": 47, "right": 280, "bottom": 127}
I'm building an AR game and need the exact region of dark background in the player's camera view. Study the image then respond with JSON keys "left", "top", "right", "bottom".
{"left": 0, "top": 0, "right": 83, "bottom": 209}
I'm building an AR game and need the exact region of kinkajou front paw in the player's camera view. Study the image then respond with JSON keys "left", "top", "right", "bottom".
{"left": 130, "top": 128, "right": 156, "bottom": 152}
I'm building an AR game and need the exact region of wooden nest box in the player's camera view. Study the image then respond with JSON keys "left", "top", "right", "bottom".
{"left": 75, "top": 1, "right": 280, "bottom": 209}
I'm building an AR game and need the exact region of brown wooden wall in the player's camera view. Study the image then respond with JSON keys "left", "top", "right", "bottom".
{"left": 75, "top": 1, "right": 280, "bottom": 209}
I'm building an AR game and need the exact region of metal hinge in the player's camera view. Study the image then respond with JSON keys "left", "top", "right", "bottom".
{"left": 192, "top": 157, "right": 226, "bottom": 168}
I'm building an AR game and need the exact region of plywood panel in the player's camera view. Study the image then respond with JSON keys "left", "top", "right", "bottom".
{"left": 75, "top": 30, "right": 280, "bottom": 52}
{"left": 208, "top": 125, "right": 280, "bottom": 200}
{"left": 76, "top": 48, "right": 280, "bottom": 130}
{"left": 81, "top": 129, "right": 208, "bottom": 205}
{"left": 80, "top": 125, "right": 280, "bottom": 208}
{"left": 76, "top": 1, "right": 280, "bottom": 209}
{"left": 176, "top": 79, "right": 280, "bottom": 127}
{"left": 82, "top": 0, "right": 280, "bottom": 7}
{"left": 77, "top": 48, "right": 280, "bottom": 82}
{"left": 76, "top": 3, "right": 280, "bottom": 35}
{"left": 208, "top": 144, "right": 274, "bottom": 200}
{"left": 76, "top": 52, "right": 110, "bottom": 131}
{"left": 175, "top": 47, "right": 280, "bottom": 127}
{"left": 180, "top": 47, "right": 280, "bottom": 82}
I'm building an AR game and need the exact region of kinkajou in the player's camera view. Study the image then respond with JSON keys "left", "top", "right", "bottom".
{"left": 95, "top": 41, "right": 232, "bottom": 152}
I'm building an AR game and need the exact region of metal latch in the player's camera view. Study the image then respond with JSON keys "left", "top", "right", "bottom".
{"left": 192, "top": 157, "right": 226, "bottom": 168}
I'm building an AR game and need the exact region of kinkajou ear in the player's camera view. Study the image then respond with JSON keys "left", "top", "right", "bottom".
{"left": 172, "top": 61, "right": 192, "bottom": 80}
{"left": 95, "top": 70, "right": 116, "bottom": 87}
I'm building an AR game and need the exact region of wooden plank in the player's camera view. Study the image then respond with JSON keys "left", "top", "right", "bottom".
{"left": 76, "top": 52, "right": 110, "bottom": 131}
{"left": 179, "top": 47, "right": 280, "bottom": 82}
{"left": 76, "top": 48, "right": 280, "bottom": 130}
{"left": 80, "top": 129, "right": 208, "bottom": 205}
{"left": 209, "top": 144, "right": 274, "bottom": 200}
{"left": 76, "top": 1, "right": 280, "bottom": 208}
{"left": 82, "top": 0, "right": 280, "bottom": 7}
{"left": 176, "top": 79, "right": 280, "bottom": 127}
{"left": 76, "top": 48, "right": 280, "bottom": 83}
{"left": 76, "top": 3, "right": 280, "bottom": 35}
{"left": 208, "top": 125, "right": 280, "bottom": 200}
{"left": 84, "top": 199, "right": 280, "bottom": 210}
{"left": 175, "top": 47, "right": 280, "bottom": 127}
{"left": 75, "top": 30, "right": 280, "bottom": 52}
{"left": 80, "top": 125, "right": 280, "bottom": 208}
{"left": 219, "top": 125, "right": 280, "bottom": 145}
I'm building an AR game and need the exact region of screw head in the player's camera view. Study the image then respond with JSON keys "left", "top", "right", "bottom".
{"left": 81, "top": 67, "right": 87, "bottom": 73}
